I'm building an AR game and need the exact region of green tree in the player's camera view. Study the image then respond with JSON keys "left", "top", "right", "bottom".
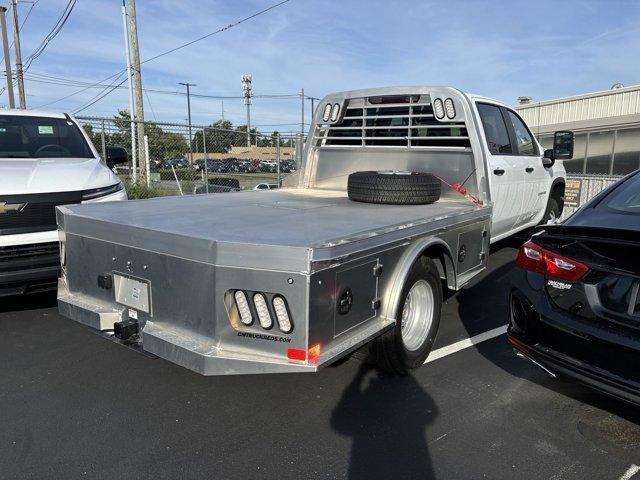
{"left": 190, "top": 120, "right": 236, "bottom": 153}
{"left": 145, "top": 123, "right": 189, "bottom": 160}
{"left": 111, "top": 110, "right": 188, "bottom": 160}
{"left": 81, "top": 123, "right": 108, "bottom": 155}
{"left": 232, "top": 124, "right": 260, "bottom": 147}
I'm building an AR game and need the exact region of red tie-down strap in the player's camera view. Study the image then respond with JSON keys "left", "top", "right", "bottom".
{"left": 433, "top": 174, "right": 482, "bottom": 206}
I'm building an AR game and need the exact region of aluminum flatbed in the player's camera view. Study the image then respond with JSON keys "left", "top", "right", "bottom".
{"left": 58, "top": 188, "right": 485, "bottom": 271}
{"left": 58, "top": 187, "right": 490, "bottom": 375}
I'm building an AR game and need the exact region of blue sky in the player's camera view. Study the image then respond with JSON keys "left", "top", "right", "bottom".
{"left": 1, "top": 0, "right": 639, "bottom": 133}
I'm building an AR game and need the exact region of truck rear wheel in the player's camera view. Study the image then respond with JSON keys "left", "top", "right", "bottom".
{"left": 372, "top": 257, "right": 442, "bottom": 374}
{"left": 540, "top": 197, "right": 561, "bottom": 225}
{"left": 347, "top": 171, "right": 441, "bottom": 205}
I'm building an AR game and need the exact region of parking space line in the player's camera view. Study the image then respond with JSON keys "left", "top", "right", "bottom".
{"left": 619, "top": 464, "right": 640, "bottom": 480}
{"left": 425, "top": 325, "right": 508, "bottom": 364}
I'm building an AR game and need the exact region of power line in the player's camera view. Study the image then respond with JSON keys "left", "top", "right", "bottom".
{"left": 37, "top": 0, "right": 291, "bottom": 110}
{"left": 24, "top": 71, "right": 310, "bottom": 101}
{"left": 144, "top": 88, "right": 157, "bottom": 121}
{"left": 0, "top": 0, "right": 39, "bottom": 65}
{"left": 33, "top": 69, "right": 126, "bottom": 108}
{"left": 19, "top": 0, "right": 39, "bottom": 31}
{"left": 141, "top": 0, "right": 290, "bottom": 65}
{"left": 72, "top": 76, "right": 128, "bottom": 114}
{"left": 23, "top": 0, "right": 76, "bottom": 71}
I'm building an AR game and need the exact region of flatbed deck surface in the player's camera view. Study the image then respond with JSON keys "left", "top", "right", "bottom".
{"left": 62, "top": 188, "right": 481, "bottom": 249}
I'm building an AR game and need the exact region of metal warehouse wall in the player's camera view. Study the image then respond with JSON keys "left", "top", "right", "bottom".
{"left": 516, "top": 85, "right": 640, "bottom": 129}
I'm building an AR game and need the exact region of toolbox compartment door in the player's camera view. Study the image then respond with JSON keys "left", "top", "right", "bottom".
{"left": 454, "top": 224, "right": 490, "bottom": 288}
{"left": 333, "top": 260, "right": 378, "bottom": 337}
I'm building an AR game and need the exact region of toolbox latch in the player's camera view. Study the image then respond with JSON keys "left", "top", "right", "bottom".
{"left": 372, "top": 262, "right": 383, "bottom": 277}
{"left": 98, "top": 273, "right": 113, "bottom": 290}
{"left": 371, "top": 298, "right": 381, "bottom": 310}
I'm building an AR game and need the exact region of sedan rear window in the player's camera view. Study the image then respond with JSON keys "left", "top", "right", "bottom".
{"left": 0, "top": 115, "right": 93, "bottom": 158}
{"left": 599, "top": 173, "right": 640, "bottom": 214}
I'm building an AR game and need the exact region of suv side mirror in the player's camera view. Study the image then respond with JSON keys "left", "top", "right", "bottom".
{"left": 553, "top": 130, "right": 574, "bottom": 160}
{"left": 106, "top": 146, "right": 128, "bottom": 169}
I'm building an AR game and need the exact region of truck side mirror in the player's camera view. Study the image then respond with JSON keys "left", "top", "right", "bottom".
{"left": 106, "top": 146, "right": 128, "bottom": 169}
{"left": 553, "top": 130, "right": 574, "bottom": 160}
{"left": 542, "top": 149, "right": 555, "bottom": 168}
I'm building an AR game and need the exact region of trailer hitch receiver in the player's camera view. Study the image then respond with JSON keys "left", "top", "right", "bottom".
{"left": 114, "top": 319, "right": 139, "bottom": 342}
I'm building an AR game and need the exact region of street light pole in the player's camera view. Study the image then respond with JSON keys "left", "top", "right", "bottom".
{"left": 307, "top": 96, "right": 319, "bottom": 126}
{"left": 0, "top": 6, "right": 15, "bottom": 108}
{"left": 10, "top": 0, "right": 25, "bottom": 108}
{"left": 179, "top": 82, "right": 195, "bottom": 161}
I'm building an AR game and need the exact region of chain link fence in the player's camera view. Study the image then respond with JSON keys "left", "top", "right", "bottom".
{"left": 78, "top": 117, "right": 627, "bottom": 219}
{"left": 78, "top": 116, "right": 305, "bottom": 198}
{"left": 561, "top": 173, "right": 623, "bottom": 219}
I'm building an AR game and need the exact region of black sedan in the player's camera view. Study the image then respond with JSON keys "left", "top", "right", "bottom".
{"left": 508, "top": 170, "right": 640, "bottom": 406}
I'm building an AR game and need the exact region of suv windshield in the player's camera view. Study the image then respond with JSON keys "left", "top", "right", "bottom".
{"left": 599, "top": 172, "right": 640, "bottom": 214}
{"left": 0, "top": 115, "right": 93, "bottom": 158}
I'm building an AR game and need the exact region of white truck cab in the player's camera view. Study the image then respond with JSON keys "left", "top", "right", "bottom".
{"left": 0, "top": 109, "right": 128, "bottom": 296}
{"left": 467, "top": 94, "right": 567, "bottom": 241}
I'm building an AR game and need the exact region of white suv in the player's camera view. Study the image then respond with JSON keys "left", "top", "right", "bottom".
{"left": 0, "top": 109, "right": 128, "bottom": 296}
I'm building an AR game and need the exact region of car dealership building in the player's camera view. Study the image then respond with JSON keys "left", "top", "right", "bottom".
{"left": 516, "top": 84, "right": 640, "bottom": 176}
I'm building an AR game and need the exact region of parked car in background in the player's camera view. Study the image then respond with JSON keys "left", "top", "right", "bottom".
{"left": 149, "top": 159, "right": 163, "bottom": 171}
{"left": 193, "top": 159, "right": 205, "bottom": 171}
{"left": 194, "top": 178, "right": 241, "bottom": 194}
{"left": 508, "top": 170, "right": 640, "bottom": 405}
{"left": 259, "top": 160, "right": 278, "bottom": 173}
{"left": 208, "top": 160, "right": 228, "bottom": 173}
{"left": 281, "top": 160, "right": 297, "bottom": 173}
{"left": 193, "top": 159, "right": 224, "bottom": 172}
{"left": 163, "top": 157, "right": 188, "bottom": 169}
{"left": 252, "top": 182, "right": 279, "bottom": 190}
{"left": 235, "top": 160, "right": 255, "bottom": 173}
{"left": 0, "top": 109, "right": 128, "bottom": 296}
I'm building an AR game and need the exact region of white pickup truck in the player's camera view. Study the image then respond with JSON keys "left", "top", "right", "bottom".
{"left": 57, "top": 87, "right": 572, "bottom": 375}
{"left": 0, "top": 109, "right": 128, "bottom": 296}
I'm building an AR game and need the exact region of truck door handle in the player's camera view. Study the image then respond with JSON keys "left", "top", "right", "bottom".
{"left": 493, "top": 168, "right": 505, "bottom": 176}
{"left": 525, "top": 167, "right": 534, "bottom": 173}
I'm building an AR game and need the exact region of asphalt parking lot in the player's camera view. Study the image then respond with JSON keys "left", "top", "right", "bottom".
{"left": 1, "top": 243, "right": 640, "bottom": 480}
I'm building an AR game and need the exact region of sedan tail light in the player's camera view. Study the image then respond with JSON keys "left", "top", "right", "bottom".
{"left": 516, "top": 241, "right": 589, "bottom": 282}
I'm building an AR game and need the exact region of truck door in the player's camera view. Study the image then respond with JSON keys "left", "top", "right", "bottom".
{"left": 504, "top": 109, "right": 549, "bottom": 228}
{"left": 476, "top": 103, "right": 524, "bottom": 238}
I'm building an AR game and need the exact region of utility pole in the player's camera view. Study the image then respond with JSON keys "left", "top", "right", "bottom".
{"left": 307, "top": 96, "right": 318, "bottom": 123}
{"left": 179, "top": 82, "right": 195, "bottom": 161}
{"left": 10, "top": 0, "right": 25, "bottom": 108}
{"left": 221, "top": 100, "right": 224, "bottom": 121}
{"left": 0, "top": 7, "right": 15, "bottom": 108}
{"left": 300, "top": 88, "right": 304, "bottom": 137}
{"left": 241, "top": 74, "right": 252, "bottom": 147}
{"left": 127, "top": 0, "right": 146, "bottom": 178}
{"left": 121, "top": 1, "right": 137, "bottom": 182}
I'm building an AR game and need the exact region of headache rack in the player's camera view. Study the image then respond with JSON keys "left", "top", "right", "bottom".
{"left": 314, "top": 94, "right": 470, "bottom": 149}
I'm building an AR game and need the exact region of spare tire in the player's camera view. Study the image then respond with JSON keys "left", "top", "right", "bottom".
{"left": 347, "top": 171, "right": 441, "bottom": 205}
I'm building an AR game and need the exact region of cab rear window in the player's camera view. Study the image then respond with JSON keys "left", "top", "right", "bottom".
{"left": 477, "top": 103, "right": 513, "bottom": 155}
